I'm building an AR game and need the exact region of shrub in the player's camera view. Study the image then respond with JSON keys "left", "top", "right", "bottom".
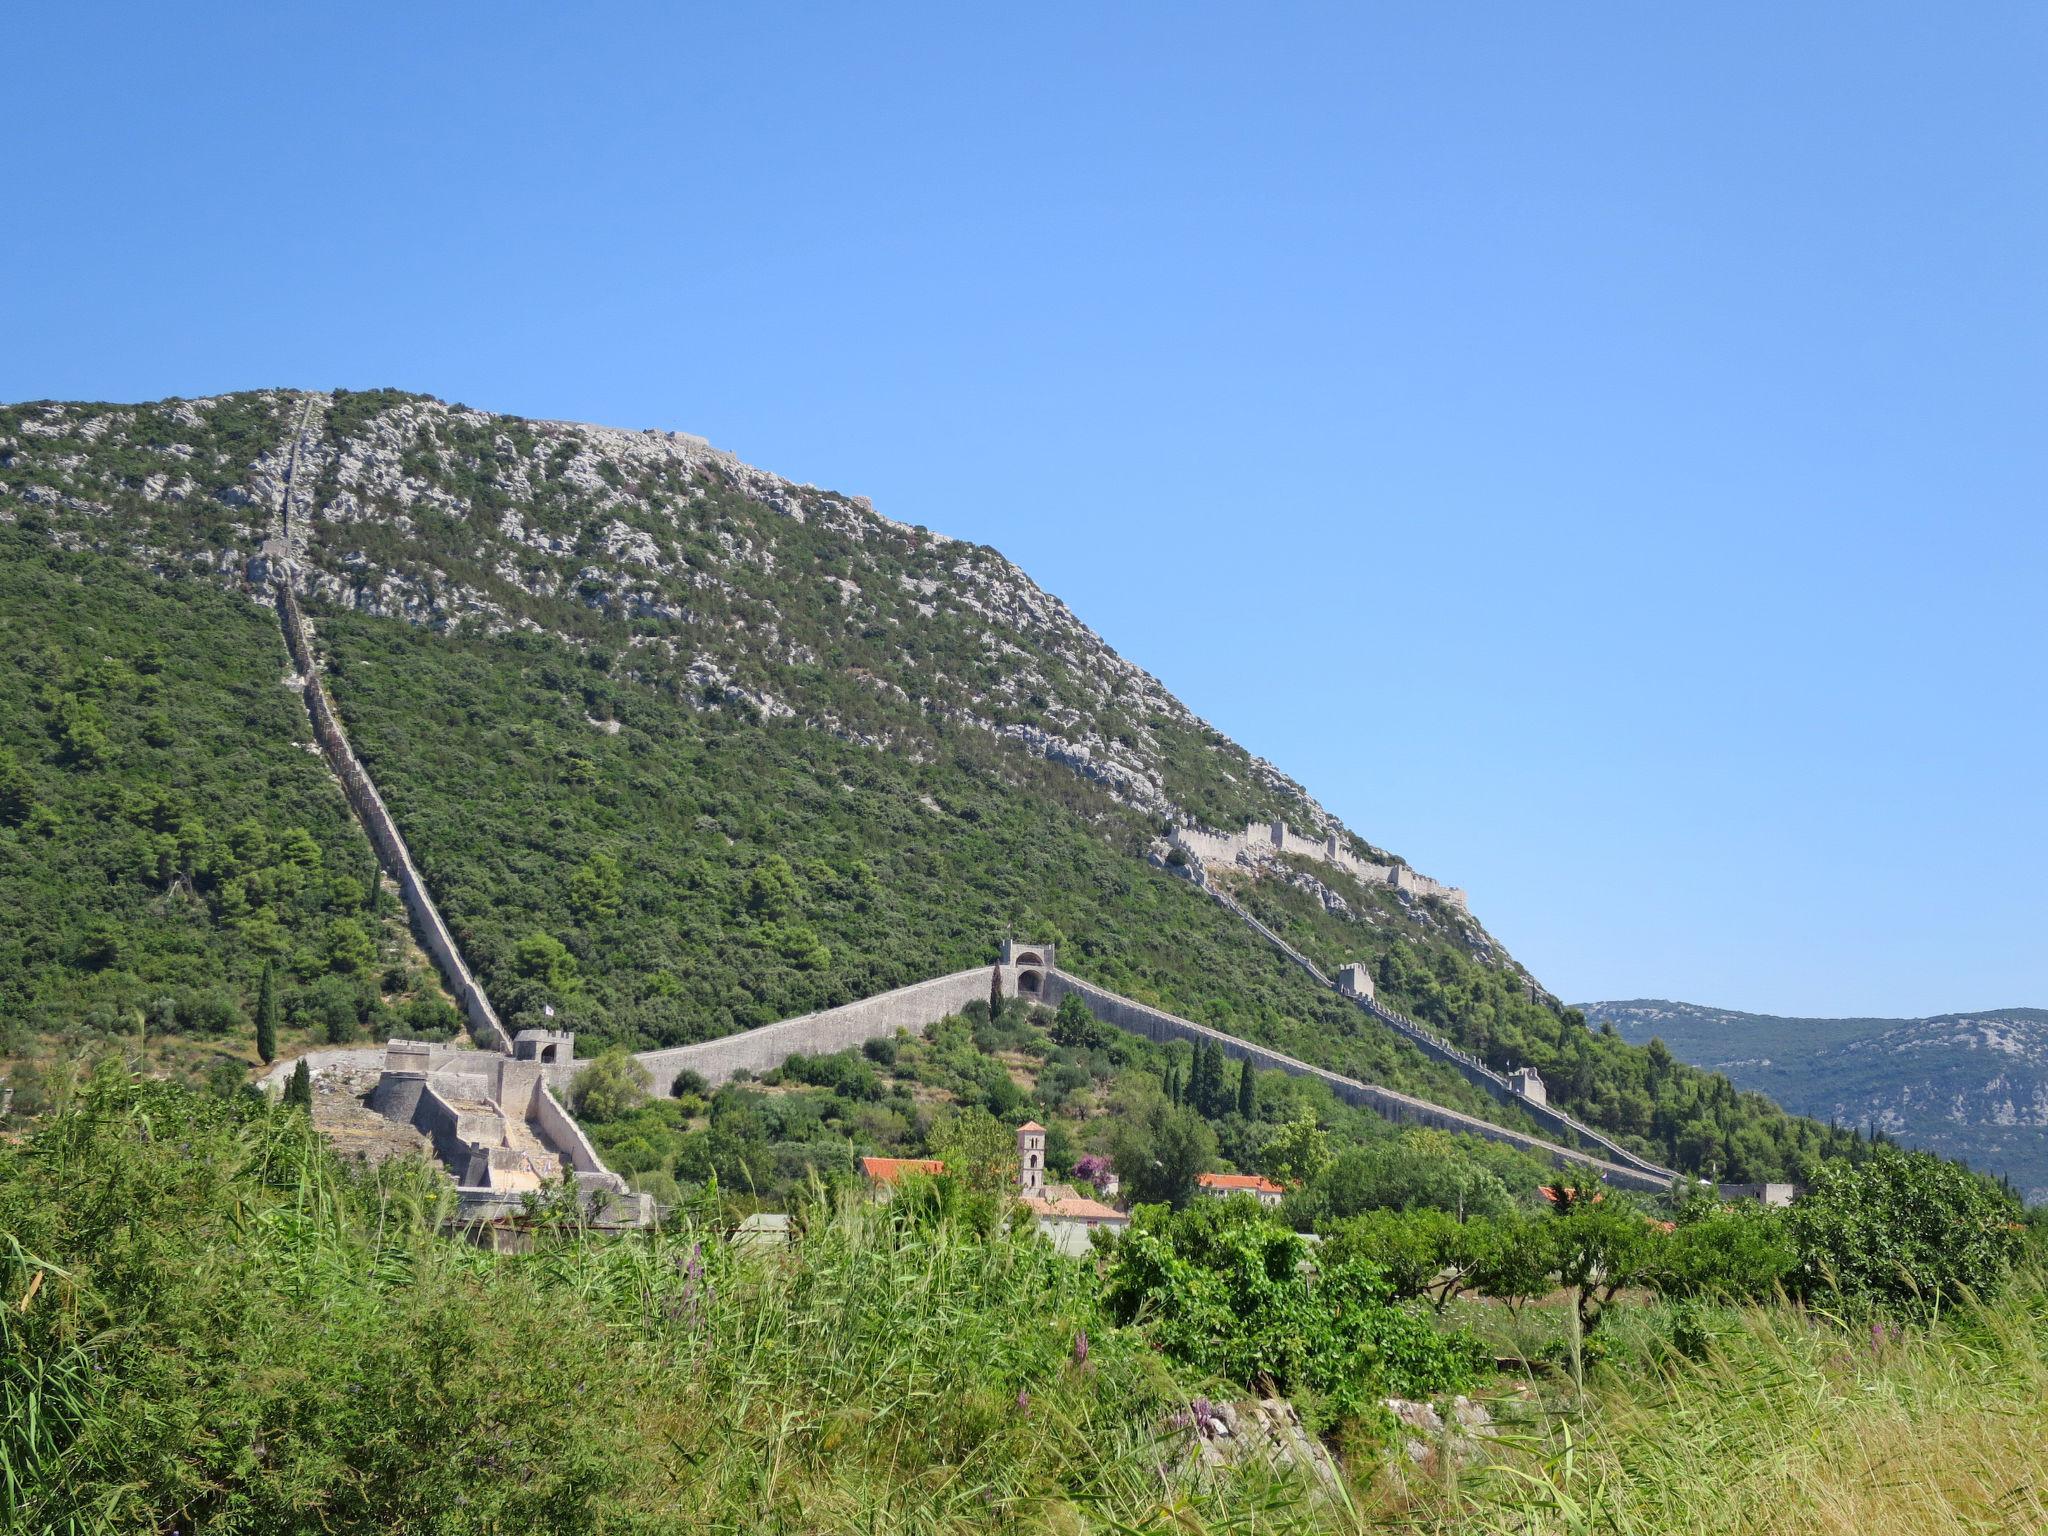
{"left": 1105, "top": 1200, "right": 1482, "bottom": 1422}
{"left": 1654, "top": 1200, "right": 1797, "bottom": 1302}
{"left": 1787, "top": 1145, "right": 2022, "bottom": 1315}
{"left": 570, "top": 1048, "right": 650, "bottom": 1123}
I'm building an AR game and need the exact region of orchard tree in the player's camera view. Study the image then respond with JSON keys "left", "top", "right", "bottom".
{"left": 1786, "top": 1144, "right": 2022, "bottom": 1315}
{"left": 1549, "top": 1198, "right": 1657, "bottom": 1335}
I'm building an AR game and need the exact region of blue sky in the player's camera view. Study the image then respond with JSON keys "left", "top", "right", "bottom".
{"left": 6, "top": 5, "right": 2042, "bottom": 1017}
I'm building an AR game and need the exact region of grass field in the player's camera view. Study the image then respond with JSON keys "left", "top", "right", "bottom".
{"left": 7, "top": 1066, "right": 2043, "bottom": 1535}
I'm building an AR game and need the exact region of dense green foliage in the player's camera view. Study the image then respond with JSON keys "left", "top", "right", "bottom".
{"left": 2, "top": 1069, "right": 1336, "bottom": 1534}
{"left": 1785, "top": 1143, "right": 2024, "bottom": 1315}
{"left": 0, "top": 531, "right": 425, "bottom": 1092}
{"left": 1105, "top": 1199, "right": 1484, "bottom": 1429}
{"left": 314, "top": 607, "right": 1522, "bottom": 1130}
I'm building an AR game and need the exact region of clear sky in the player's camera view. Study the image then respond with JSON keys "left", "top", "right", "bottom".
{"left": 6, "top": 5, "right": 2042, "bottom": 1017}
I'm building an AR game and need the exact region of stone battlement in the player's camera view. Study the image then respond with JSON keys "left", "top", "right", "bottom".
{"left": 1167, "top": 819, "right": 1468, "bottom": 911}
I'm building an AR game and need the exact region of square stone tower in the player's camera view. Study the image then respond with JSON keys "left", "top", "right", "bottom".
{"left": 1017, "top": 1120, "right": 1047, "bottom": 1197}
{"left": 1335, "top": 962, "right": 1376, "bottom": 1002}
{"left": 1000, "top": 940, "right": 1056, "bottom": 1000}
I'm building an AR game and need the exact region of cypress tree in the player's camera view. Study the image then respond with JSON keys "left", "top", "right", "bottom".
{"left": 989, "top": 964, "right": 1004, "bottom": 1018}
{"left": 1190, "top": 1042, "right": 1224, "bottom": 1117}
{"left": 255, "top": 961, "right": 279, "bottom": 1065}
{"left": 286, "top": 1057, "right": 312, "bottom": 1111}
{"left": 1236, "top": 1057, "right": 1255, "bottom": 1118}
{"left": 1164, "top": 1059, "right": 1181, "bottom": 1107}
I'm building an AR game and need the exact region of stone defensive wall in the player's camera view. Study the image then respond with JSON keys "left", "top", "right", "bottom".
{"left": 1168, "top": 819, "right": 1468, "bottom": 910}
{"left": 620, "top": 967, "right": 999, "bottom": 1098}
{"left": 1206, "top": 887, "right": 1675, "bottom": 1181}
{"left": 531, "top": 1080, "right": 620, "bottom": 1191}
{"left": 1036, "top": 971, "right": 1668, "bottom": 1193}
{"left": 276, "top": 581, "right": 512, "bottom": 1054}
{"left": 618, "top": 957, "right": 1668, "bottom": 1193}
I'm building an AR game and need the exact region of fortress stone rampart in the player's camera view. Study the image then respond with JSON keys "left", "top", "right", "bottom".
{"left": 1166, "top": 819, "right": 1468, "bottom": 911}
{"left": 621, "top": 966, "right": 1004, "bottom": 1097}
{"left": 614, "top": 951, "right": 1666, "bottom": 1193}
{"left": 279, "top": 583, "right": 513, "bottom": 1053}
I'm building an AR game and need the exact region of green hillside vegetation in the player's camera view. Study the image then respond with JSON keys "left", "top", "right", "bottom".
{"left": 1225, "top": 861, "right": 1865, "bottom": 1183}
{"left": 0, "top": 389, "right": 1912, "bottom": 1190}
{"left": 310, "top": 606, "right": 1523, "bottom": 1132}
{"left": 573, "top": 994, "right": 1558, "bottom": 1214}
{"left": 0, "top": 530, "right": 453, "bottom": 1109}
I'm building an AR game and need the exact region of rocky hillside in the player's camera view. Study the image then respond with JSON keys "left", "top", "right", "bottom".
{"left": 8, "top": 389, "right": 1408, "bottom": 846}
{"left": 1584, "top": 1000, "right": 2048, "bottom": 1201}
{"left": 0, "top": 388, "right": 1869, "bottom": 1181}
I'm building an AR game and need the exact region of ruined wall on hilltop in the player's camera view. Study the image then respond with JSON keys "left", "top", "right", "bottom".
{"left": 1166, "top": 818, "right": 1468, "bottom": 911}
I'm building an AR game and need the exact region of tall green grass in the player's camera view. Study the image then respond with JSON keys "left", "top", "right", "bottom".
{"left": 1391, "top": 1284, "right": 2048, "bottom": 1535}
{"left": 0, "top": 1068, "right": 1334, "bottom": 1534}
{"left": 8, "top": 1068, "right": 2043, "bottom": 1535}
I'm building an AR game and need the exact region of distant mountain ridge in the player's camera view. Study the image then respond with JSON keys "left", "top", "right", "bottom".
{"left": 1581, "top": 1000, "right": 2048, "bottom": 1202}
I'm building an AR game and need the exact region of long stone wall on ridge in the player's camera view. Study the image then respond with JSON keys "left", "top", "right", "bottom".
{"left": 277, "top": 582, "right": 512, "bottom": 1055}
{"left": 618, "top": 957, "right": 1670, "bottom": 1193}
{"left": 1204, "top": 885, "right": 1675, "bottom": 1181}
{"left": 264, "top": 395, "right": 512, "bottom": 1055}
{"left": 619, "top": 967, "right": 999, "bottom": 1097}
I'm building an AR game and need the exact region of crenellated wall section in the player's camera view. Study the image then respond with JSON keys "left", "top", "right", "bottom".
{"left": 1168, "top": 819, "right": 1468, "bottom": 909}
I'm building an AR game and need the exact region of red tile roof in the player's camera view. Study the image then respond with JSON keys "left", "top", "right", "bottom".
{"left": 1017, "top": 1120, "right": 1046, "bottom": 1133}
{"left": 1023, "top": 1195, "right": 1128, "bottom": 1222}
{"left": 860, "top": 1156, "right": 945, "bottom": 1184}
{"left": 1197, "top": 1172, "right": 1285, "bottom": 1195}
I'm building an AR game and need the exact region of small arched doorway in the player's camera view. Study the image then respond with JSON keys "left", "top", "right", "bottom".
{"left": 1018, "top": 969, "right": 1043, "bottom": 996}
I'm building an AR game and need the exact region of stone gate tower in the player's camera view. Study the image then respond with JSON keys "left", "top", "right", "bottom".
{"left": 1000, "top": 939, "right": 1057, "bottom": 1000}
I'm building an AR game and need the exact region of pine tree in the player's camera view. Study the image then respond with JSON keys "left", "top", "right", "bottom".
{"left": 989, "top": 964, "right": 1004, "bottom": 1018}
{"left": 1236, "top": 1056, "right": 1255, "bottom": 1118}
{"left": 255, "top": 961, "right": 279, "bottom": 1065}
{"left": 286, "top": 1057, "right": 312, "bottom": 1110}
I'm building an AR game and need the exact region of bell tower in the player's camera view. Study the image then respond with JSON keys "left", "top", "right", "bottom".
{"left": 1017, "top": 1120, "right": 1047, "bottom": 1197}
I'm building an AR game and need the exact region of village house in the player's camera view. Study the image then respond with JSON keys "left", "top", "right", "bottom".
{"left": 859, "top": 1155, "right": 944, "bottom": 1199}
{"left": 1015, "top": 1122, "right": 1130, "bottom": 1255}
{"left": 1196, "top": 1171, "right": 1287, "bottom": 1207}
